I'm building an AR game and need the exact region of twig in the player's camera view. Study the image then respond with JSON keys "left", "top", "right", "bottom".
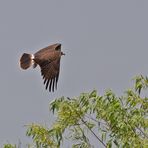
{"left": 137, "top": 127, "right": 148, "bottom": 138}
{"left": 81, "top": 118, "right": 107, "bottom": 148}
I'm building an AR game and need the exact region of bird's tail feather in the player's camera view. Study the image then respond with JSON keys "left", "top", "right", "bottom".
{"left": 20, "top": 53, "right": 34, "bottom": 70}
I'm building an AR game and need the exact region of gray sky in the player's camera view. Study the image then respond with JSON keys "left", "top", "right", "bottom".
{"left": 0, "top": 0, "right": 148, "bottom": 147}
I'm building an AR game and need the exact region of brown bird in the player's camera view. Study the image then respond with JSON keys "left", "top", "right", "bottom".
{"left": 20, "top": 43, "right": 65, "bottom": 92}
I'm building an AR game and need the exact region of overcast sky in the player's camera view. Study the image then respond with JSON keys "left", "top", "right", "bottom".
{"left": 0, "top": 0, "right": 148, "bottom": 147}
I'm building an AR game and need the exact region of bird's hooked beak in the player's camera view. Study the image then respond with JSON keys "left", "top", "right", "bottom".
{"left": 61, "top": 52, "right": 65, "bottom": 56}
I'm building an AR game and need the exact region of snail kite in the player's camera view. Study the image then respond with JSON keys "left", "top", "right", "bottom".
{"left": 20, "top": 43, "right": 65, "bottom": 92}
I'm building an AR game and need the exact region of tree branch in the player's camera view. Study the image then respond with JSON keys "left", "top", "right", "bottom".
{"left": 81, "top": 118, "right": 107, "bottom": 148}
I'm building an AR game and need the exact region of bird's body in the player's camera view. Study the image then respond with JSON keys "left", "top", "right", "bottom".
{"left": 34, "top": 43, "right": 61, "bottom": 62}
{"left": 20, "top": 43, "right": 65, "bottom": 92}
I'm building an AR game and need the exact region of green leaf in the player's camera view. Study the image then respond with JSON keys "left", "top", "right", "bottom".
{"left": 89, "top": 90, "right": 97, "bottom": 98}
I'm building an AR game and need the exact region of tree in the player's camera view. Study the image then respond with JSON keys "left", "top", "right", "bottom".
{"left": 3, "top": 75, "right": 148, "bottom": 147}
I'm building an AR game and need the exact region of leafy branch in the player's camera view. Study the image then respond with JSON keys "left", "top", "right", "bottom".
{"left": 3, "top": 75, "right": 148, "bottom": 148}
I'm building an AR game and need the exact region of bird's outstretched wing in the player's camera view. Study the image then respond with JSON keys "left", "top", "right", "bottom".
{"left": 39, "top": 58, "right": 60, "bottom": 92}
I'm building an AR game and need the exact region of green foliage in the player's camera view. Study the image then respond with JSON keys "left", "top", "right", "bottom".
{"left": 3, "top": 75, "right": 148, "bottom": 148}
{"left": 26, "top": 124, "right": 59, "bottom": 148}
{"left": 134, "top": 75, "right": 148, "bottom": 94}
{"left": 3, "top": 144, "right": 16, "bottom": 148}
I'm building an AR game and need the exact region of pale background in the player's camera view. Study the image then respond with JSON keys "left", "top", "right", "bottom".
{"left": 0, "top": 0, "right": 148, "bottom": 147}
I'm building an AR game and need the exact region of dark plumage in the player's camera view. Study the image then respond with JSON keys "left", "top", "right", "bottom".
{"left": 20, "top": 43, "right": 65, "bottom": 92}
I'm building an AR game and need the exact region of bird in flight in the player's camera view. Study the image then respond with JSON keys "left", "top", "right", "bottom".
{"left": 20, "top": 43, "right": 65, "bottom": 92}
